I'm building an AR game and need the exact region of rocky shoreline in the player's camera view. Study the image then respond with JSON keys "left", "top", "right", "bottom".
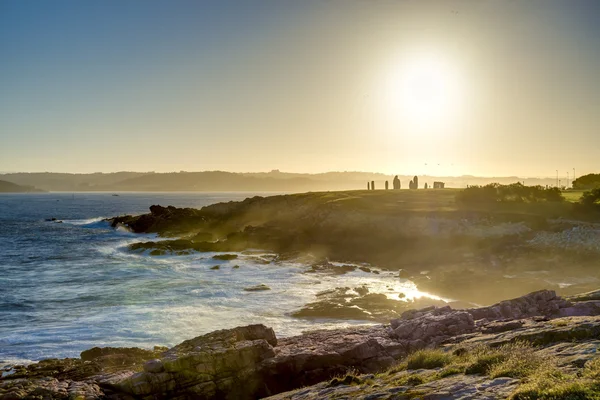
{"left": 107, "top": 193, "right": 600, "bottom": 305}
{"left": 3, "top": 289, "right": 600, "bottom": 399}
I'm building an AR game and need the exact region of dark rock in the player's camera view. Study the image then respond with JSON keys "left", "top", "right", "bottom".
{"left": 210, "top": 265, "right": 220, "bottom": 270}
{"left": 398, "top": 269, "right": 410, "bottom": 279}
{"left": 306, "top": 262, "right": 355, "bottom": 275}
{"left": 212, "top": 254, "right": 238, "bottom": 261}
{"left": 244, "top": 284, "right": 271, "bottom": 292}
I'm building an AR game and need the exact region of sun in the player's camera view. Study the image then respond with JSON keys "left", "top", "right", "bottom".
{"left": 383, "top": 51, "right": 464, "bottom": 129}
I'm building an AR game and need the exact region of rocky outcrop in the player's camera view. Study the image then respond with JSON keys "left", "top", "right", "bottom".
{"left": 109, "top": 205, "right": 206, "bottom": 234}
{"left": 3, "top": 289, "right": 600, "bottom": 400}
{"left": 467, "top": 290, "right": 571, "bottom": 320}
{"left": 391, "top": 308, "right": 475, "bottom": 348}
{"left": 292, "top": 286, "right": 449, "bottom": 322}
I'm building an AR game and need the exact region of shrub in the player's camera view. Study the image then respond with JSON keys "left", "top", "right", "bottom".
{"left": 579, "top": 188, "right": 600, "bottom": 208}
{"left": 456, "top": 183, "right": 564, "bottom": 204}
{"left": 573, "top": 173, "right": 600, "bottom": 190}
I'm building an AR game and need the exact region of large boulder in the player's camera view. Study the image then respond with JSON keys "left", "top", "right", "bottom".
{"left": 112, "top": 325, "right": 277, "bottom": 400}
{"left": 390, "top": 309, "right": 475, "bottom": 347}
{"left": 468, "top": 290, "right": 571, "bottom": 320}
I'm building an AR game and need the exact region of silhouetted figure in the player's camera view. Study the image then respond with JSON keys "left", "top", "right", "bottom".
{"left": 385, "top": 181, "right": 389, "bottom": 190}
{"left": 393, "top": 175, "right": 401, "bottom": 190}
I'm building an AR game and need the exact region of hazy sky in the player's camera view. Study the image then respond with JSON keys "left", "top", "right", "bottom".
{"left": 1, "top": 1, "right": 598, "bottom": 177}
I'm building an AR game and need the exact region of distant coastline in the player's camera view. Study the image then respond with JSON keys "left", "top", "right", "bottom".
{"left": 0, "top": 171, "right": 563, "bottom": 193}
{"left": 0, "top": 180, "right": 44, "bottom": 193}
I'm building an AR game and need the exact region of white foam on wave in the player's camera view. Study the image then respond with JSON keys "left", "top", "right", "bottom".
{"left": 62, "top": 217, "right": 109, "bottom": 228}
{"left": 1, "top": 358, "right": 34, "bottom": 370}
{"left": 4, "top": 230, "right": 449, "bottom": 361}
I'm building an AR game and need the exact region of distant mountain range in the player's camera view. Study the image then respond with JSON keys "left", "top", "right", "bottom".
{"left": 0, "top": 179, "right": 45, "bottom": 193}
{"left": 0, "top": 171, "right": 563, "bottom": 192}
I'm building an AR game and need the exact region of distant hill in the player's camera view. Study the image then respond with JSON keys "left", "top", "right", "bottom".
{"left": 0, "top": 171, "right": 562, "bottom": 192}
{"left": 0, "top": 179, "right": 44, "bottom": 193}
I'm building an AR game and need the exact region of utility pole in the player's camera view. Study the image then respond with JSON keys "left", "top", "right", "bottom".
{"left": 567, "top": 172, "right": 570, "bottom": 189}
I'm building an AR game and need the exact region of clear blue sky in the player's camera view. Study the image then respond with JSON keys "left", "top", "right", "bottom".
{"left": 1, "top": 1, "right": 599, "bottom": 177}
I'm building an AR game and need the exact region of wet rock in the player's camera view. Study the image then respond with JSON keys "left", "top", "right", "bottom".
{"left": 212, "top": 254, "right": 238, "bottom": 261}
{"left": 306, "top": 262, "right": 356, "bottom": 275}
{"left": 244, "top": 284, "right": 271, "bottom": 292}
{"left": 291, "top": 287, "right": 407, "bottom": 321}
{"left": 210, "top": 265, "right": 220, "bottom": 270}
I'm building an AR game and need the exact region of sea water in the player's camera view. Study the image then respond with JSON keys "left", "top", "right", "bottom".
{"left": 0, "top": 192, "right": 436, "bottom": 365}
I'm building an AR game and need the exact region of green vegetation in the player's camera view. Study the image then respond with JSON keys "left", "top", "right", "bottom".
{"left": 405, "top": 349, "right": 454, "bottom": 370}
{"left": 456, "top": 183, "right": 563, "bottom": 204}
{"left": 328, "top": 373, "right": 362, "bottom": 387}
{"left": 573, "top": 173, "right": 600, "bottom": 190}
{"left": 325, "top": 339, "right": 600, "bottom": 400}
{"left": 509, "top": 363, "right": 600, "bottom": 399}
{"left": 389, "top": 343, "right": 600, "bottom": 399}
{"left": 562, "top": 190, "right": 585, "bottom": 203}
{"left": 395, "top": 342, "right": 547, "bottom": 380}
{"left": 579, "top": 188, "right": 600, "bottom": 208}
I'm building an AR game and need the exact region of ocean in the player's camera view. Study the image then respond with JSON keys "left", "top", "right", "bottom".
{"left": 0, "top": 192, "right": 428, "bottom": 366}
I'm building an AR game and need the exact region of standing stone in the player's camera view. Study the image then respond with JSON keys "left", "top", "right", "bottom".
{"left": 367, "top": 182, "right": 370, "bottom": 190}
{"left": 385, "top": 181, "right": 389, "bottom": 190}
{"left": 371, "top": 181, "right": 375, "bottom": 190}
{"left": 393, "top": 176, "right": 401, "bottom": 190}
{"left": 413, "top": 176, "right": 419, "bottom": 189}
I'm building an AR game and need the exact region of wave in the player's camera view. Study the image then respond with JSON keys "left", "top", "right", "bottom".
{"left": 62, "top": 217, "right": 109, "bottom": 228}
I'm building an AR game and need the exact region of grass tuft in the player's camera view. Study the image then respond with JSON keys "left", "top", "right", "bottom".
{"left": 328, "top": 373, "right": 362, "bottom": 387}
{"left": 509, "top": 367, "right": 600, "bottom": 400}
{"left": 406, "top": 349, "right": 454, "bottom": 370}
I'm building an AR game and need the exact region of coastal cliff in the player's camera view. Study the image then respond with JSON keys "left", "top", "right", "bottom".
{"left": 2, "top": 289, "right": 600, "bottom": 399}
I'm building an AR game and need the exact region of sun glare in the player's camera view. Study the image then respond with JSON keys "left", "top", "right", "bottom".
{"left": 383, "top": 51, "right": 464, "bottom": 129}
